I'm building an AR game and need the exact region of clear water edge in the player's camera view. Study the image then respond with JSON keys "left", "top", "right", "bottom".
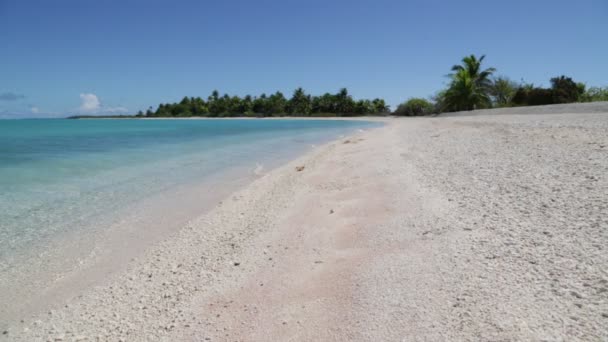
{"left": 0, "top": 118, "right": 381, "bottom": 323}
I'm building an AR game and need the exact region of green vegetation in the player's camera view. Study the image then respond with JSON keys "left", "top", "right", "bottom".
{"left": 511, "top": 76, "right": 585, "bottom": 106}
{"left": 394, "top": 98, "right": 434, "bottom": 116}
{"left": 550, "top": 76, "right": 585, "bottom": 104}
{"left": 512, "top": 83, "right": 554, "bottom": 106}
{"left": 75, "top": 54, "right": 607, "bottom": 119}
{"left": 581, "top": 87, "right": 608, "bottom": 102}
{"left": 442, "top": 54, "right": 495, "bottom": 112}
{"left": 393, "top": 54, "right": 607, "bottom": 116}
{"left": 489, "top": 77, "right": 518, "bottom": 107}
{"left": 142, "top": 88, "right": 389, "bottom": 118}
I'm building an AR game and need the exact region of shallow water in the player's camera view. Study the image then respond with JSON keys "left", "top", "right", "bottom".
{"left": 0, "top": 118, "right": 379, "bottom": 320}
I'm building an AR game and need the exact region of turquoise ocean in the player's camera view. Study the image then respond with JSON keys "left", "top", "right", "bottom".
{"left": 0, "top": 118, "right": 378, "bottom": 317}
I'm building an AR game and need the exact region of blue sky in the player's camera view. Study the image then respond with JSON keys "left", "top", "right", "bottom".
{"left": 1, "top": 0, "right": 606, "bottom": 117}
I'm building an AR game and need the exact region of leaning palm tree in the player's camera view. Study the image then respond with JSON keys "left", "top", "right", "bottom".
{"left": 443, "top": 54, "right": 495, "bottom": 111}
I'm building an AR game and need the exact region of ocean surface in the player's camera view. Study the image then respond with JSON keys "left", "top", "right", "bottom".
{"left": 0, "top": 118, "right": 379, "bottom": 319}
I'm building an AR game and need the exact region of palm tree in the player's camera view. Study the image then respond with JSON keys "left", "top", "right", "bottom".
{"left": 288, "top": 87, "right": 312, "bottom": 115}
{"left": 490, "top": 76, "right": 518, "bottom": 107}
{"left": 335, "top": 88, "right": 354, "bottom": 115}
{"left": 443, "top": 54, "right": 495, "bottom": 111}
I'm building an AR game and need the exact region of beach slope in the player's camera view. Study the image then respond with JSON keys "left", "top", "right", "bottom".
{"left": 8, "top": 111, "right": 608, "bottom": 341}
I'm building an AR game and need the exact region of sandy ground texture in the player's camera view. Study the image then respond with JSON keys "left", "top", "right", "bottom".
{"left": 439, "top": 101, "right": 608, "bottom": 116}
{"left": 4, "top": 109, "right": 608, "bottom": 341}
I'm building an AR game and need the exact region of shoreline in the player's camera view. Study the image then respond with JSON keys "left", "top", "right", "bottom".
{"left": 5, "top": 113, "right": 608, "bottom": 340}
{"left": 0, "top": 119, "right": 386, "bottom": 328}
{"left": 0, "top": 120, "right": 387, "bottom": 331}
{"left": 0, "top": 165, "right": 260, "bottom": 326}
{"left": 68, "top": 116, "right": 390, "bottom": 121}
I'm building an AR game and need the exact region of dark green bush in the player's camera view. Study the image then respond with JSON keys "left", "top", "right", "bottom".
{"left": 393, "top": 98, "right": 435, "bottom": 116}
{"left": 550, "top": 76, "right": 585, "bottom": 103}
{"left": 511, "top": 75, "right": 585, "bottom": 106}
{"left": 512, "top": 87, "right": 554, "bottom": 106}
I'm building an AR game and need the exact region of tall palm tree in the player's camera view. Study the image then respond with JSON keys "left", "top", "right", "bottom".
{"left": 444, "top": 54, "right": 496, "bottom": 111}
{"left": 288, "top": 87, "right": 312, "bottom": 115}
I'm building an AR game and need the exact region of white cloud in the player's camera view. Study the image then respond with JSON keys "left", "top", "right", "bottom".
{"left": 79, "top": 93, "right": 101, "bottom": 112}
{"left": 78, "top": 93, "right": 128, "bottom": 114}
{"left": 30, "top": 106, "right": 39, "bottom": 114}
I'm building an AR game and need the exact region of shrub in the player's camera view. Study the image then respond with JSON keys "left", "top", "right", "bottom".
{"left": 511, "top": 76, "right": 586, "bottom": 106}
{"left": 580, "top": 86, "right": 608, "bottom": 102}
{"left": 431, "top": 90, "right": 448, "bottom": 113}
{"left": 551, "top": 75, "right": 584, "bottom": 103}
{"left": 490, "top": 77, "right": 518, "bottom": 107}
{"left": 394, "top": 98, "right": 435, "bottom": 116}
{"left": 512, "top": 86, "right": 554, "bottom": 106}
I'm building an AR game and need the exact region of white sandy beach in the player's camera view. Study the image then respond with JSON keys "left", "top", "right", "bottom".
{"left": 5, "top": 105, "right": 608, "bottom": 341}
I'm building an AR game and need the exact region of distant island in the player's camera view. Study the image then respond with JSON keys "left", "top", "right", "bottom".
{"left": 69, "top": 88, "right": 389, "bottom": 119}
{"left": 145, "top": 88, "right": 389, "bottom": 117}
{"left": 70, "top": 55, "right": 608, "bottom": 120}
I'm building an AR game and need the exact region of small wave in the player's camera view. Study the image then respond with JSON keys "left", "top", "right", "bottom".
{"left": 253, "top": 163, "right": 264, "bottom": 176}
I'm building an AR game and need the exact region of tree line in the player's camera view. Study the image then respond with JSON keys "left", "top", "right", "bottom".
{"left": 80, "top": 55, "right": 607, "bottom": 119}
{"left": 395, "top": 54, "right": 608, "bottom": 116}
{"left": 138, "top": 88, "right": 389, "bottom": 117}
